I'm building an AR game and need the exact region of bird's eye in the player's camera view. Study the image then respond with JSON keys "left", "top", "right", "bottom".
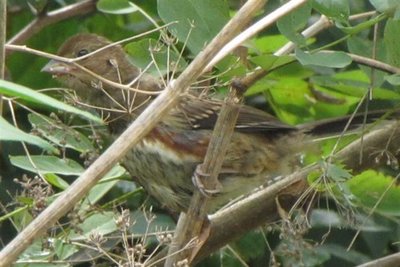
{"left": 76, "top": 49, "right": 89, "bottom": 57}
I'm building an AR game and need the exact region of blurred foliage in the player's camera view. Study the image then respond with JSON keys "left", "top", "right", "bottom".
{"left": 2, "top": 0, "right": 400, "bottom": 266}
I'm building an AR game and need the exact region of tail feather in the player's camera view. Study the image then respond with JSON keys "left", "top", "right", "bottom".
{"left": 298, "top": 109, "right": 399, "bottom": 136}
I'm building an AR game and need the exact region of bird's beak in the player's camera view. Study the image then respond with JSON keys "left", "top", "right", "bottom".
{"left": 41, "top": 60, "right": 73, "bottom": 75}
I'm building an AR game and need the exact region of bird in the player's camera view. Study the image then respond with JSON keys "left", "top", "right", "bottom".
{"left": 41, "top": 33, "right": 371, "bottom": 212}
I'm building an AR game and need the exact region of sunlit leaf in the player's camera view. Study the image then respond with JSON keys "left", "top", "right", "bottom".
{"left": 0, "top": 116, "right": 55, "bottom": 152}
{"left": 44, "top": 173, "right": 69, "bottom": 190}
{"left": 70, "top": 212, "right": 118, "bottom": 240}
{"left": 369, "top": 0, "right": 400, "bottom": 13}
{"left": 385, "top": 74, "right": 400, "bottom": 85}
{"left": 312, "top": 0, "right": 349, "bottom": 23}
{"left": 158, "top": 0, "right": 229, "bottom": 54}
{"left": 0, "top": 80, "right": 102, "bottom": 123}
{"left": 295, "top": 49, "right": 352, "bottom": 68}
{"left": 347, "top": 36, "right": 387, "bottom": 86}
{"left": 28, "top": 113, "right": 94, "bottom": 153}
{"left": 250, "top": 55, "right": 295, "bottom": 71}
{"left": 347, "top": 170, "right": 400, "bottom": 215}
{"left": 10, "top": 155, "right": 84, "bottom": 176}
{"left": 276, "top": 2, "right": 311, "bottom": 45}
{"left": 384, "top": 18, "right": 400, "bottom": 67}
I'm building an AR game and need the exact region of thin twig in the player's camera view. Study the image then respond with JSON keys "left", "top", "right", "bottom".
{"left": 6, "top": 0, "right": 96, "bottom": 47}
{"left": 348, "top": 52, "right": 400, "bottom": 74}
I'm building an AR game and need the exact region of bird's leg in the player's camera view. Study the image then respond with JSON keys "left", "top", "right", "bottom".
{"left": 192, "top": 165, "right": 222, "bottom": 197}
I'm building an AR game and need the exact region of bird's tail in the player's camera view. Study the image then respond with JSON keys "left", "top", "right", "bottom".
{"left": 298, "top": 108, "right": 399, "bottom": 137}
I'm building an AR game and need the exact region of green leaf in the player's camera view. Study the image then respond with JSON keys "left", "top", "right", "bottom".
{"left": 312, "top": 0, "right": 349, "bottom": 23}
{"left": 326, "top": 163, "right": 352, "bottom": 182}
{"left": 54, "top": 239, "right": 79, "bottom": 260}
{"left": 83, "top": 165, "right": 126, "bottom": 206}
{"left": 310, "top": 209, "right": 342, "bottom": 227}
{"left": 129, "top": 210, "right": 175, "bottom": 235}
{"left": 0, "top": 79, "right": 102, "bottom": 123}
{"left": 70, "top": 212, "right": 118, "bottom": 240}
{"left": 28, "top": 113, "right": 94, "bottom": 153}
{"left": 295, "top": 49, "right": 352, "bottom": 68}
{"left": 250, "top": 55, "right": 295, "bottom": 71}
{"left": 385, "top": 74, "right": 400, "bottom": 85}
{"left": 333, "top": 69, "right": 370, "bottom": 83}
{"left": 215, "top": 55, "right": 247, "bottom": 81}
{"left": 15, "top": 196, "right": 34, "bottom": 206}
{"left": 10, "top": 155, "right": 85, "bottom": 176}
{"left": 307, "top": 170, "right": 327, "bottom": 191}
{"left": 277, "top": 238, "right": 330, "bottom": 266}
{"left": 311, "top": 209, "right": 389, "bottom": 231}
{"left": 311, "top": 74, "right": 400, "bottom": 100}
{"left": 369, "top": 0, "right": 400, "bottom": 13}
{"left": 158, "top": 0, "right": 229, "bottom": 54}
{"left": 248, "top": 75, "right": 312, "bottom": 124}
{"left": 230, "top": 231, "right": 267, "bottom": 262}
{"left": 384, "top": 18, "right": 400, "bottom": 67}
{"left": 97, "top": 0, "right": 139, "bottom": 14}
{"left": 347, "top": 36, "right": 387, "bottom": 86}
{"left": 0, "top": 116, "right": 55, "bottom": 152}
{"left": 0, "top": 206, "right": 29, "bottom": 224}
{"left": 44, "top": 173, "right": 70, "bottom": 190}
{"left": 318, "top": 244, "right": 370, "bottom": 264}
{"left": 17, "top": 240, "right": 56, "bottom": 264}
{"left": 252, "top": 35, "right": 289, "bottom": 54}
{"left": 276, "top": 2, "right": 312, "bottom": 45}
{"left": 125, "top": 39, "right": 187, "bottom": 76}
{"left": 347, "top": 170, "right": 400, "bottom": 215}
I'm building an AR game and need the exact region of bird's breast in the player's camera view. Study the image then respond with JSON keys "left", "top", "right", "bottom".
{"left": 121, "top": 127, "right": 207, "bottom": 210}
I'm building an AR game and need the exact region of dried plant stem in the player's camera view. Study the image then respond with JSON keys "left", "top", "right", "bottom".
{"left": 165, "top": 85, "right": 245, "bottom": 266}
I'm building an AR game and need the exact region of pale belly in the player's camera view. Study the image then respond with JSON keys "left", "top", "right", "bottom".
{"left": 122, "top": 138, "right": 200, "bottom": 211}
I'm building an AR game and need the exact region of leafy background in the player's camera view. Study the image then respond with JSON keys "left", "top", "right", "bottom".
{"left": 1, "top": 0, "right": 400, "bottom": 266}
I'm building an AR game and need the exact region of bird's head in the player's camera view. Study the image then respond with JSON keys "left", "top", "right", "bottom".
{"left": 42, "top": 33, "right": 143, "bottom": 92}
{"left": 42, "top": 33, "right": 161, "bottom": 124}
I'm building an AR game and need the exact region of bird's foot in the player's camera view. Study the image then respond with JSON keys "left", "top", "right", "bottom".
{"left": 192, "top": 165, "right": 222, "bottom": 197}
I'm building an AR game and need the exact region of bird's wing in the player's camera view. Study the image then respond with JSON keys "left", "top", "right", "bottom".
{"left": 169, "top": 96, "right": 297, "bottom": 134}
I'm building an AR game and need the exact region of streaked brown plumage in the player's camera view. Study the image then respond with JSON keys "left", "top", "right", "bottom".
{"left": 41, "top": 34, "right": 337, "bottom": 211}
